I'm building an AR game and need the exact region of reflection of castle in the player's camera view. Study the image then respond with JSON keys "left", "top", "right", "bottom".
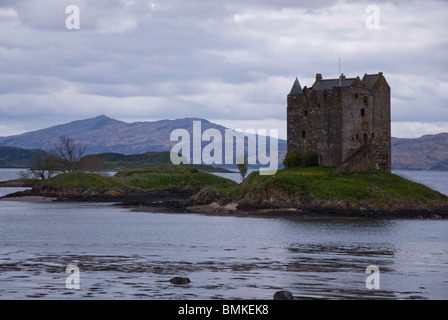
{"left": 287, "top": 72, "right": 391, "bottom": 173}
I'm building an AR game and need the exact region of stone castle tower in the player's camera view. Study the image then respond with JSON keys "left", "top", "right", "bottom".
{"left": 287, "top": 72, "right": 391, "bottom": 174}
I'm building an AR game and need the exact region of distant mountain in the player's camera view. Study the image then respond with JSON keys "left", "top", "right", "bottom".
{"left": 0, "top": 115, "right": 287, "bottom": 168}
{"left": 392, "top": 133, "right": 448, "bottom": 170}
{"left": 0, "top": 115, "right": 204, "bottom": 154}
{"left": 1, "top": 116, "right": 446, "bottom": 171}
{"left": 0, "top": 115, "right": 228, "bottom": 153}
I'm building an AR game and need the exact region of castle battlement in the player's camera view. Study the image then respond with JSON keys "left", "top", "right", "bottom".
{"left": 287, "top": 72, "right": 391, "bottom": 173}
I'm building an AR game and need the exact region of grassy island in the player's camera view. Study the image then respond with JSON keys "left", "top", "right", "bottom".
{"left": 190, "top": 166, "right": 448, "bottom": 218}
{"left": 3, "top": 164, "right": 447, "bottom": 218}
{"left": 31, "top": 164, "right": 236, "bottom": 194}
{"left": 236, "top": 167, "right": 447, "bottom": 206}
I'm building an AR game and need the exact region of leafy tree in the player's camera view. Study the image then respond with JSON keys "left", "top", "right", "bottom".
{"left": 301, "top": 151, "right": 319, "bottom": 167}
{"left": 283, "top": 151, "right": 302, "bottom": 168}
{"left": 283, "top": 151, "right": 319, "bottom": 168}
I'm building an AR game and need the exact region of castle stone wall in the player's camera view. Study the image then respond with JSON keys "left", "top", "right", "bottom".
{"left": 287, "top": 73, "right": 391, "bottom": 172}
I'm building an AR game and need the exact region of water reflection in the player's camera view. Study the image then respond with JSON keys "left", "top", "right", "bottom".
{"left": 0, "top": 201, "right": 446, "bottom": 299}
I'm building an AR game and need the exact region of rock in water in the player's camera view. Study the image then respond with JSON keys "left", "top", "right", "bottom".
{"left": 170, "top": 277, "right": 191, "bottom": 284}
{"left": 273, "top": 290, "right": 293, "bottom": 300}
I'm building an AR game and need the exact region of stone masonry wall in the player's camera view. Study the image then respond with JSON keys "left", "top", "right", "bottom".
{"left": 287, "top": 73, "right": 391, "bottom": 172}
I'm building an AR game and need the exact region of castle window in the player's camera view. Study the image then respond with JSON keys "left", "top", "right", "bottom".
{"left": 361, "top": 108, "right": 365, "bottom": 117}
{"left": 323, "top": 94, "right": 327, "bottom": 100}
{"left": 302, "top": 131, "right": 306, "bottom": 139}
{"left": 355, "top": 94, "right": 358, "bottom": 98}
{"left": 304, "top": 109, "right": 308, "bottom": 116}
{"left": 372, "top": 133, "right": 375, "bottom": 139}
{"left": 356, "top": 134, "right": 359, "bottom": 140}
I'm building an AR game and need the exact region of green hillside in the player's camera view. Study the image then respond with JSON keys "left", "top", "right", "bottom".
{"left": 0, "top": 147, "right": 46, "bottom": 168}
{"left": 85, "top": 151, "right": 232, "bottom": 172}
{"left": 0, "top": 147, "right": 231, "bottom": 172}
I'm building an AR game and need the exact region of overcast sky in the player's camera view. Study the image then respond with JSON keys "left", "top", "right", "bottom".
{"left": 1, "top": 0, "right": 447, "bottom": 139}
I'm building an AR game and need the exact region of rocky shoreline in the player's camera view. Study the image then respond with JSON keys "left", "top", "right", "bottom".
{"left": 0, "top": 179, "right": 37, "bottom": 188}
{"left": 1, "top": 182, "right": 447, "bottom": 219}
{"left": 183, "top": 200, "right": 448, "bottom": 219}
{"left": 1, "top": 184, "right": 195, "bottom": 204}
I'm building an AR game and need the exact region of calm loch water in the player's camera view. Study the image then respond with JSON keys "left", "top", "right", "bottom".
{"left": 0, "top": 168, "right": 447, "bottom": 300}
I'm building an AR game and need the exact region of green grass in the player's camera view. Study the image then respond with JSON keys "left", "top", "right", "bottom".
{"left": 0, "top": 146, "right": 46, "bottom": 168}
{"left": 34, "top": 165, "right": 445, "bottom": 208}
{"left": 38, "top": 165, "right": 236, "bottom": 192}
{"left": 38, "top": 172, "right": 124, "bottom": 189}
{"left": 237, "top": 166, "right": 447, "bottom": 205}
{"left": 114, "top": 164, "right": 236, "bottom": 191}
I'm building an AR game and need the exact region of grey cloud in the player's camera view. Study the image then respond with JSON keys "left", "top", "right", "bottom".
{"left": 0, "top": 0, "right": 447, "bottom": 137}
{"left": 7, "top": 0, "right": 152, "bottom": 32}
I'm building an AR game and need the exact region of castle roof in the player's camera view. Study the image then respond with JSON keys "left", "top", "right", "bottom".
{"left": 292, "top": 73, "right": 386, "bottom": 96}
{"left": 362, "top": 74, "right": 379, "bottom": 88}
{"left": 312, "top": 78, "right": 356, "bottom": 91}
{"left": 289, "top": 77, "right": 303, "bottom": 95}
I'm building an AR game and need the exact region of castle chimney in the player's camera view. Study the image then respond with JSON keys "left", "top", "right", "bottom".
{"left": 316, "top": 73, "right": 322, "bottom": 81}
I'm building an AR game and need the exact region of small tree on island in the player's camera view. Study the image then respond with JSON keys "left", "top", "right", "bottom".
{"left": 236, "top": 154, "right": 248, "bottom": 182}
{"left": 28, "top": 136, "right": 105, "bottom": 180}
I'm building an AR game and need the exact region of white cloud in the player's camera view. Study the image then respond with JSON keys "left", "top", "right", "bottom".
{"left": 211, "top": 118, "right": 287, "bottom": 140}
{"left": 0, "top": 7, "right": 20, "bottom": 29}
{"left": 97, "top": 15, "right": 138, "bottom": 34}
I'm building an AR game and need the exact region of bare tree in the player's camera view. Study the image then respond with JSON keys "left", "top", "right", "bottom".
{"left": 79, "top": 155, "right": 107, "bottom": 174}
{"left": 27, "top": 137, "right": 90, "bottom": 180}
{"left": 52, "top": 136, "right": 87, "bottom": 173}
{"left": 29, "top": 152, "right": 61, "bottom": 180}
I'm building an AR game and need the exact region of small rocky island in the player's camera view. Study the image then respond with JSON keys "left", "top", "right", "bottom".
{"left": 1, "top": 164, "right": 447, "bottom": 219}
